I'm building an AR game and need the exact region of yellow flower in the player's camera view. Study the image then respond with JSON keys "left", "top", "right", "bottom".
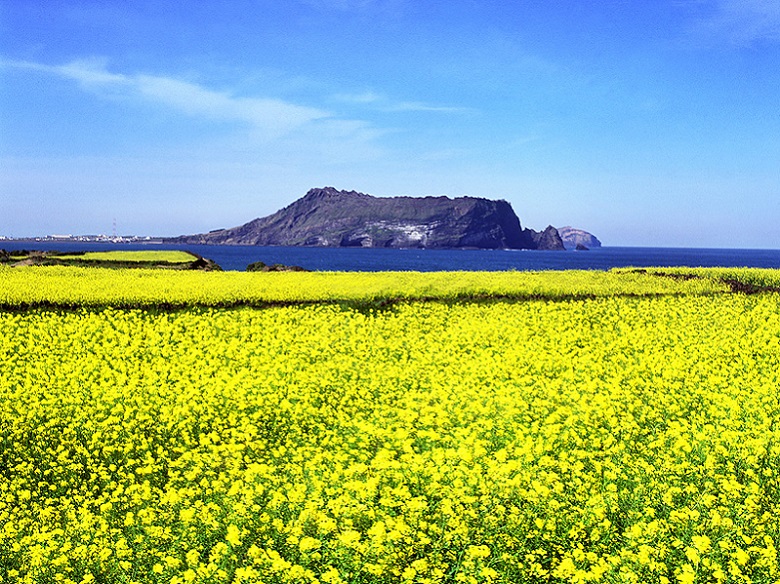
{"left": 298, "top": 536, "right": 321, "bottom": 552}
{"left": 685, "top": 547, "right": 700, "bottom": 565}
{"left": 179, "top": 507, "right": 197, "bottom": 523}
{"left": 337, "top": 530, "right": 361, "bottom": 548}
{"left": 692, "top": 535, "right": 711, "bottom": 553}
{"left": 226, "top": 524, "right": 242, "bottom": 547}
{"left": 734, "top": 548, "right": 750, "bottom": 566}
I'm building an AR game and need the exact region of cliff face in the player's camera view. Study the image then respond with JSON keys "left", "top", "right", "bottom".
{"left": 530, "top": 225, "right": 566, "bottom": 252}
{"left": 557, "top": 226, "right": 602, "bottom": 249}
{"left": 171, "top": 187, "right": 566, "bottom": 250}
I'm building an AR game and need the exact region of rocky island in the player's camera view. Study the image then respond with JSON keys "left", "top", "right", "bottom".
{"left": 170, "top": 187, "right": 597, "bottom": 251}
{"left": 557, "top": 226, "right": 602, "bottom": 250}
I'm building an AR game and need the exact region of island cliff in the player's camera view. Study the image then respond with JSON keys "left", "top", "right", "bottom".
{"left": 169, "top": 187, "right": 566, "bottom": 250}
{"left": 557, "top": 226, "right": 602, "bottom": 250}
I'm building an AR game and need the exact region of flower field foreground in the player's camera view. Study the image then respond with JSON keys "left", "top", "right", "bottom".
{"left": 0, "top": 266, "right": 728, "bottom": 308}
{"left": 2, "top": 270, "right": 780, "bottom": 583}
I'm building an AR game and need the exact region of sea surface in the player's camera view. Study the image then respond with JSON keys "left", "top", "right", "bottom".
{"left": 3, "top": 241, "right": 780, "bottom": 272}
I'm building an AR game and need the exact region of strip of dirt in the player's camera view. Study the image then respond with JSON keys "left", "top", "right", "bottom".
{"left": 627, "top": 268, "right": 780, "bottom": 295}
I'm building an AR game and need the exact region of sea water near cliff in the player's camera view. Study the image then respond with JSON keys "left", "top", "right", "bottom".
{"left": 4, "top": 242, "right": 780, "bottom": 272}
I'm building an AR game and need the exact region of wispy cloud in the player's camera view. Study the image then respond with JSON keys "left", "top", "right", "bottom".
{"left": 387, "top": 101, "right": 471, "bottom": 113}
{"left": 689, "top": 0, "right": 780, "bottom": 45}
{"left": 3, "top": 57, "right": 334, "bottom": 140}
{"left": 335, "top": 91, "right": 384, "bottom": 104}
{"left": 334, "top": 90, "right": 471, "bottom": 113}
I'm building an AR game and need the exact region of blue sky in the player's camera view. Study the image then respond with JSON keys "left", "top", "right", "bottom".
{"left": 1, "top": 0, "right": 779, "bottom": 246}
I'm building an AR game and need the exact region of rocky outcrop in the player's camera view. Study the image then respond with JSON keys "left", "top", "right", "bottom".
{"left": 171, "top": 187, "right": 567, "bottom": 250}
{"left": 529, "top": 225, "right": 565, "bottom": 252}
{"left": 557, "top": 226, "right": 602, "bottom": 250}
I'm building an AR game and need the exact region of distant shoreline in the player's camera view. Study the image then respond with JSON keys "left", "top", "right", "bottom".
{"left": 1, "top": 236, "right": 165, "bottom": 244}
{"left": 2, "top": 241, "right": 780, "bottom": 272}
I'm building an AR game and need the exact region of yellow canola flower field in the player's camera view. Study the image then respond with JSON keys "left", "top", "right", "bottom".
{"left": 0, "top": 265, "right": 728, "bottom": 308}
{"left": 1, "top": 269, "right": 779, "bottom": 583}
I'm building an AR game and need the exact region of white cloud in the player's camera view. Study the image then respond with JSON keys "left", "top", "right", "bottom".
{"left": 334, "top": 90, "right": 471, "bottom": 113}
{"left": 387, "top": 101, "right": 471, "bottom": 113}
{"left": 2, "top": 56, "right": 400, "bottom": 190}
{"left": 134, "top": 74, "right": 328, "bottom": 138}
{"left": 4, "top": 58, "right": 333, "bottom": 140}
{"left": 59, "top": 57, "right": 128, "bottom": 87}
{"left": 3, "top": 57, "right": 470, "bottom": 154}
{"left": 335, "top": 91, "right": 384, "bottom": 104}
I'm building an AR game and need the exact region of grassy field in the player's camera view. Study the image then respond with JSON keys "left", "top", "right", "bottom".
{"left": 1, "top": 250, "right": 209, "bottom": 271}
{"left": 55, "top": 250, "right": 197, "bottom": 264}
{"left": 1, "top": 268, "right": 779, "bottom": 583}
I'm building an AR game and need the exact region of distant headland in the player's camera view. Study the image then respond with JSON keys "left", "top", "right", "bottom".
{"left": 167, "top": 187, "right": 600, "bottom": 251}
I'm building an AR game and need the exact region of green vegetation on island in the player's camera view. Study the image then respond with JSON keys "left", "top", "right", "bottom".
{"left": 0, "top": 249, "right": 221, "bottom": 271}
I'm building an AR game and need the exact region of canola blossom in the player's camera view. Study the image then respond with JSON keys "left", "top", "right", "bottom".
{"left": 0, "top": 265, "right": 729, "bottom": 308}
{"left": 1, "top": 269, "right": 779, "bottom": 583}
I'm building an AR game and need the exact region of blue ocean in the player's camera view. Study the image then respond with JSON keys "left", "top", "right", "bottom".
{"left": 3, "top": 241, "right": 780, "bottom": 272}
